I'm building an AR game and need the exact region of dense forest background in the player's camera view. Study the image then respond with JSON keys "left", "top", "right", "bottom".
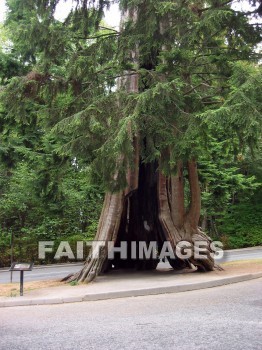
{"left": 0, "top": 0, "right": 261, "bottom": 267}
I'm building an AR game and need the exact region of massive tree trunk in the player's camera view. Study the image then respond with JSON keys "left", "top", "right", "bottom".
{"left": 66, "top": 158, "right": 215, "bottom": 283}
{"left": 65, "top": 6, "right": 215, "bottom": 283}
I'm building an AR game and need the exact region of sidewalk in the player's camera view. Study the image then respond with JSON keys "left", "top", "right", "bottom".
{"left": 0, "top": 264, "right": 261, "bottom": 308}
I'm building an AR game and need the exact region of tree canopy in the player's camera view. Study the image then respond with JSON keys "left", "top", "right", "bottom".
{"left": 0, "top": 0, "right": 261, "bottom": 271}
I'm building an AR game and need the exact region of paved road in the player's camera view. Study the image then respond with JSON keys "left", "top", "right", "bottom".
{"left": 0, "top": 278, "right": 261, "bottom": 350}
{"left": 220, "top": 247, "right": 262, "bottom": 263}
{"left": 0, "top": 247, "right": 261, "bottom": 284}
{"left": 0, "top": 263, "right": 84, "bottom": 284}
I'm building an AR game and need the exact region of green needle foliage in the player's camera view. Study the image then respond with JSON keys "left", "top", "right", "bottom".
{"left": 0, "top": 0, "right": 261, "bottom": 265}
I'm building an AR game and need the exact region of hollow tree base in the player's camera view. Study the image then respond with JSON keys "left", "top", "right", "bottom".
{"left": 64, "top": 161, "right": 215, "bottom": 283}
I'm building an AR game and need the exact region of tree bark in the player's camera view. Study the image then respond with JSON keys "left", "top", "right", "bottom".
{"left": 66, "top": 192, "right": 124, "bottom": 282}
{"left": 186, "top": 159, "right": 201, "bottom": 230}
{"left": 170, "top": 160, "right": 185, "bottom": 229}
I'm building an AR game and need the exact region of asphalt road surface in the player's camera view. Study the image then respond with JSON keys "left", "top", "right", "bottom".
{"left": 0, "top": 278, "right": 261, "bottom": 350}
{"left": 0, "top": 247, "right": 261, "bottom": 284}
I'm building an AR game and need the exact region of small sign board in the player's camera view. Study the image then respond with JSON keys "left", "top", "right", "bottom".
{"left": 10, "top": 262, "right": 34, "bottom": 271}
{"left": 9, "top": 262, "right": 34, "bottom": 296}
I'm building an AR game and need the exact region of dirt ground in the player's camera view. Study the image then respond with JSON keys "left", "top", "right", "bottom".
{"left": 216, "top": 259, "right": 262, "bottom": 275}
{"left": 0, "top": 280, "right": 63, "bottom": 297}
{"left": 0, "top": 259, "right": 261, "bottom": 297}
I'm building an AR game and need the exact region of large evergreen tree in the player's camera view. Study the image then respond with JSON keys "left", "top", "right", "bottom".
{"left": 0, "top": 15, "right": 103, "bottom": 266}
{"left": 2, "top": 0, "right": 262, "bottom": 281}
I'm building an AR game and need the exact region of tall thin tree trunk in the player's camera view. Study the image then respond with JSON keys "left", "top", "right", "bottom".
{"left": 170, "top": 160, "right": 185, "bottom": 229}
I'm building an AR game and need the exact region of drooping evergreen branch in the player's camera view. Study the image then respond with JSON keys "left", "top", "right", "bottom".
{"left": 74, "top": 32, "right": 119, "bottom": 40}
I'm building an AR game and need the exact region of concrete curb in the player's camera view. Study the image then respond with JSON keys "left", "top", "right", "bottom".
{"left": 1, "top": 272, "right": 261, "bottom": 308}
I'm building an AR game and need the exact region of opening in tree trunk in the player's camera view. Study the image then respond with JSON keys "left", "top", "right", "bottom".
{"left": 65, "top": 159, "right": 215, "bottom": 283}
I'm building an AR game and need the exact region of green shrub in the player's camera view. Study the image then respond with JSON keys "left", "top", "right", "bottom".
{"left": 217, "top": 203, "right": 262, "bottom": 249}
